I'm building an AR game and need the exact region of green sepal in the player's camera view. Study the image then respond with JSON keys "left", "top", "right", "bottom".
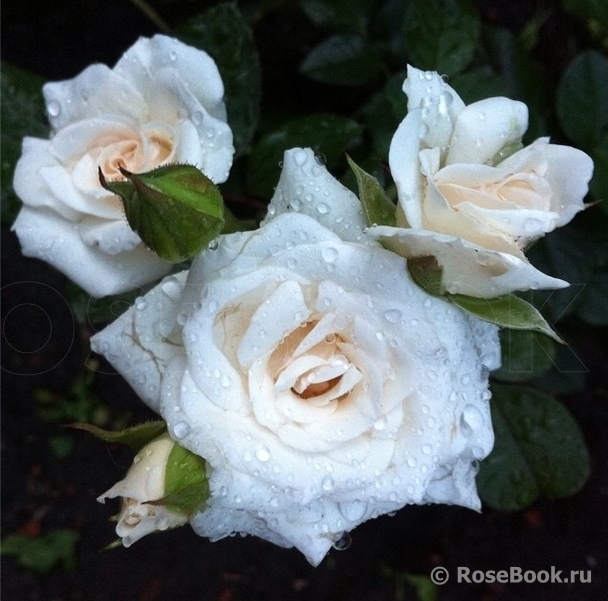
{"left": 407, "top": 256, "right": 444, "bottom": 297}
{"left": 346, "top": 155, "right": 396, "bottom": 227}
{"left": 148, "top": 442, "right": 209, "bottom": 515}
{"left": 99, "top": 164, "right": 224, "bottom": 263}
{"left": 67, "top": 420, "right": 167, "bottom": 453}
{"left": 448, "top": 292, "right": 564, "bottom": 343}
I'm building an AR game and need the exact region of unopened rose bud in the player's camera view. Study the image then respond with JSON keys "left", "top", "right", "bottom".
{"left": 99, "top": 164, "right": 225, "bottom": 263}
{"left": 97, "top": 432, "right": 209, "bottom": 547}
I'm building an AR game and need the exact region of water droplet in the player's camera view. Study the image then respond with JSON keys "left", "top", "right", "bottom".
{"left": 332, "top": 532, "right": 352, "bottom": 550}
{"left": 161, "top": 276, "right": 182, "bottom": 300}
{"left": 255, "top": 447, "right": 271, "bottom": 462}
{"left": 422, "top": 444, "right": 432, "bottom": 455}
{"left": 461, "top": 405, "right": 484, "bottom": 432}
{"left": 47, "top": 101, "right": 61, "bottom": 117}
{"left": 293, "top": 149, "right": 308, "bottom": 166}
{"left": 317, "top": 203, "right": 330, "bottom": 215}
{"left": 321, "top": 246, "right": 339, "bottom": 262}
{"left": 321, "top": 476, "right": 334, "bottom": 492}
{"left": 192, "top": 111, "right": 203, "bottom": 126}
{"left": 169, "top": 50, "right": 177, "bottom": 61}
{"left": 172, "top": 421, "right": 191, "bottom": 439}
{"left": 374, "top": 417, "right": 388, "bottom": 431}
{"left": 338, "top": 500, "right": 367, "bottom": 522}
{"left": 135, "top": 299, "right": 148, "bottom": 311}
{"left": 383, "top": 309, "right": 402, "bottom": 323}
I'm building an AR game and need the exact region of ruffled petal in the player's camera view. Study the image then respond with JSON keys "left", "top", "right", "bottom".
{"left": 369, "top": 225, "right": 568, "bottom": 297}
{"left": 12, "top": 206, "right": 171, "bottom": 297}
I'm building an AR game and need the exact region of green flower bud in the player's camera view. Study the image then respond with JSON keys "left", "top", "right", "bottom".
{"left": 99, "top": 164, "right": 224, "bottom": 263}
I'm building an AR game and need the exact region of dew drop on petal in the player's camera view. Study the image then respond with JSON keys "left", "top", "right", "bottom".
{"left": 317, "top": 203, "right": 330, "bottom": 215}
{"left": 461, "top": 405, "right": 485, "bottom": 432}
{"left": 172, "top": 421, "right": 191, "bottom": 440}
{"left": 293, "top": 149, "right": 309, "bottom": 166}
{"left": 161, "top": 276, "right": 182, "bottom": 300}
{"left": 255, "top": 447, "right": 271, "bottom": 462}
{"left": 383, "top": 309, "right": 402, "bottom": 323}
{"left": 374, "top": 417, "right": 388, "bottom": 431}
{"left": 321, "top": 476, "right": 334, "bottom": 492}
{"left": 47, "top": 101, "right": 61, "bottom": 117}
{"left": 332, "top": 532, "right": 352, "bottom": 550}
{"left": 338, "top": 500, "right": 367, "bottom": 522}
{"left": 321, "top": 246, "right": 339, "bottom": 263}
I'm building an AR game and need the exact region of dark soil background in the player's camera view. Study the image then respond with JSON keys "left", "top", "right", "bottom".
{"left": 2, "top": 1, "right": 608, "bottom": 600}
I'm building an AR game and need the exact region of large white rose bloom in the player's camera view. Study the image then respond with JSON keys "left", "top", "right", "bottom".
{"left": 12, "top": 34, "right": 234, "bottom": 297}
{"left": 92, "top": 149, "right": 500, "bottom": 565}
{"left": 370, "top": 65, "right": 593, "bottom": 298}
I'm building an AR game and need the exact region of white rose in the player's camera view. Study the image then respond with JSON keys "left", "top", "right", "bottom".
{"left": 92, "top": 153, "right": 500, "bottom": 564}
{"left": 369, "top": 65, "right": 593, "bottom": 298}
{"left": 12, "top": 34, "right": 234, "bottom": 297}
{"left": 97, "top": 433, "right": 189, "bottom": 547}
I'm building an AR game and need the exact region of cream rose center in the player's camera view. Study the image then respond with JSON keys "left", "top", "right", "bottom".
{"left": 93, "top": 123, "right": 176, "bottom": 180}
{"left": 270, "top": 320, "right": 362, "bottom": 409}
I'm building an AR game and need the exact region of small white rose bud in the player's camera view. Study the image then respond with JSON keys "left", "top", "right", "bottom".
{"left": 97, "top": 432, "right": 208, "bottom": 547}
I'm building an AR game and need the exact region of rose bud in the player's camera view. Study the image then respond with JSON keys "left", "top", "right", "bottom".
{"left": 97, "top": 432, "right": 209, "bottom": 547}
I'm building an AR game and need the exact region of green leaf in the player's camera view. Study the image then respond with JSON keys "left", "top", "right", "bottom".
{"left": 493, "top": 329, "right": 556, "bottom": 383}
{"left": 68, "top": 421, "right": 167, "bottom": 453}
{"left": 152, "top": 442, "right": 209, "bottom": 515}
{"left": 556, "top": 50, "right": 608, "bottom": 148}
{"left": 300, "top": 0, "right": 376, "bottom": 33}
{"left": 1, "top": 529, "right": 79, "bottom": 574}
{"left": 346, "top": 155, "right": 396, "bottom": 227}
{"left": 0, "top": 62, "right": 48, "bottom": 226}
{"left": 448, "top": 293, "right": 564, "bottom": 343}
{"left": 404, "top": 0, "right": 480, "bottom": 75}
{"left": 300, "top": 34, "right": 384, "bottom": 86}
{"left": 247, "top": 114, "right": 363, "bottom": 199}
{"left": 527, "top": 207, "right": 608, "bottom": 326}
{"left": 477, "top": 385, "right": 590, "bottom": 510}
{"left": 589, "top": 134, "right": 608, "bottom": 211}
{"left": 100, "top": 164, "right": 224, "bottom": 263}
{"left": 179, "top": 3, "right": 261, "bottom": 156}
{"left": 407, "top": 256, "right": 444, "bottom": 297}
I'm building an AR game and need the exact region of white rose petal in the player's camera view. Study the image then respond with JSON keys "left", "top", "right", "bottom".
{"left": 12, "top": 34, "right": 234, "bottom": 297}
{"left": 93, "top": 210, "right": 499, "bottom": 565}
{"left": 374, "top": 65, "right": 594, "bottom": 297}
{"left": 264, "top": 147, "right": 372, "bottom": 244}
